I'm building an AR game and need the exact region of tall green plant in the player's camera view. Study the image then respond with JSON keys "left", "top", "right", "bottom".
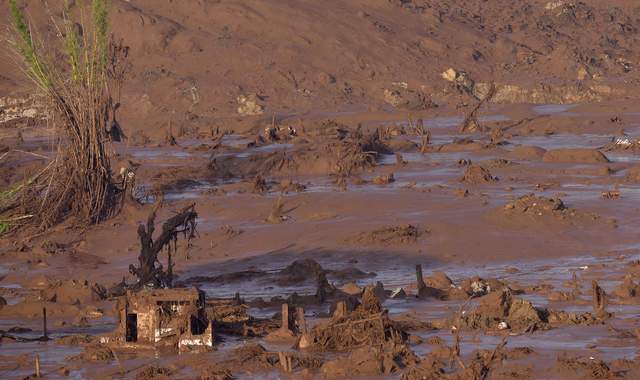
{"left": 6, "top": 0, "right": 127, "bottom": 229}
{"left": 8, "top": 0, "right": 51, "bottom": 89}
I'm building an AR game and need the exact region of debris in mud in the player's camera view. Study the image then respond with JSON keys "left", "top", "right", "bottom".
{"left": 441, "top": 68, "right": 477, "bottom": 98}
{"left": 395, "top": 152, "right": 408, "bottom": 166}
{"left": 625, "top": 165, "right": 640, "bottom": 183}
{"left": 321, "top": 342, "right": 418, "bottom": 378}
{"left": 372, "top": 173, "right": 395, "bottom": 185}
{"left": 278, "top": 259, "right": 325, "bottom": 285}
{"left": 277, "top": 179, "right": 306, "bottom": 193}
{"left": 555, "top": 353, "right": 624, "bottom": 380}
{"left": 333, "top": 128, "right": 391, "bottom": 186}
{"left": 498, "top": 193, "right": 603, "bottom": 225}
{"left": 252, "top": 175, "right": 269, "bottom": 194}
{"left": 204, "top": 343, "right": 320, "bottom": 376}
{"left": 348, "top": 224, "right": 423, "bottom": 246}
{"left": 452, "top": 289, "right": 546, "bottom": 332}
{"left": 302, "top": 286, "right": 409, "bottom": 351}
{"left": 453, "top": 284, "right": 612, "bottom": 333}
{"left": 134, "top": 366, "right": 174, "bottom": 380}
{"left": 460, "top": 165, "right": 498, "bottom": 184}
{"left": 401, "top": 336, "right": 509, "bottom": 380}
{"left": 603, "top": 136, "right": 640, "bottom": 152}
{"left": 601, "top": 190, "right": 621, "bottom": 199}
{"left": 503, "top": 194, "right": 566, "bottom": 215}
{"left": 612, "top": 274, "right": 640, "bottom": 299}
{"left": 266, "top": 196, "right": 291, "bottom": 223}
{"left": 383, "top": 87, "right": 436, "bottom": 110}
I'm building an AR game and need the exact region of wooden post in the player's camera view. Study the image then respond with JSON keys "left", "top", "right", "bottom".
{"left": 42, "top": 307, "right": 48, "bottom": 340}
{"left": 278, "top": 351, "right": 292, "bottom": 373}
{"left": 35, "top": 354, "right": 40, "bottom": 378}
{"left": 167, "top": 247, "right": 173, "bottom": 288}
{"left": 295, "top": 307, "right": 307, "bottom": 334}
{"left": 333, "top": 301, "right": 347, "bottom": 319}
{"left": 416, "top": 264, "right": 427, "bottom": 295}
{"left": 281, "top": 303, "right": 290, "bottom": 332}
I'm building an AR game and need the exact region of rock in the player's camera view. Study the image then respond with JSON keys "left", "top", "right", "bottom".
{"left": 237, "top": 94, "right": 264, "bottom": 116}
{"left": 424, "top": 272, "right": 454, "bottom": 290}
{"left": 441, "top": 68, "right": 457, "bottom": 82}
{"left": 542, "top": 148, "right": 609, "bottom": 163}
{"left": 441, "top": 68, "right": 476, "bottom": 97}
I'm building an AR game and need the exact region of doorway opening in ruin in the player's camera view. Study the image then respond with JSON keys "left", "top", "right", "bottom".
{"left": 126, "top": 313, "right": 138, "bottom": 342}
{"left": 190, "top": 315, "right": 206, "bottom": 335}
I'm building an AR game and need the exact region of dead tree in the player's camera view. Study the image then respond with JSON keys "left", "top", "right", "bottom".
{"left": 129, "top": 204, "right": 198, "bottom": 288}
{"left": 460, "top": 82, "right": 497, "bottom": 133}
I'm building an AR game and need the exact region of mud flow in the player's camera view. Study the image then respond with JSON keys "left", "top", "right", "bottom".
{"left": 3, "top": 0, "right": 640, "bottom": 379}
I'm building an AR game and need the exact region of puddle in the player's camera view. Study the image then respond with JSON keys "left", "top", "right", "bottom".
{"left": 533, "top": 104, "right": 578, "bottom": 115}
{"left": 411, "top": 114, "right": 510, "bottom": 129}
{"left": 509, "top": 133, "right": 611, "bottom": 150}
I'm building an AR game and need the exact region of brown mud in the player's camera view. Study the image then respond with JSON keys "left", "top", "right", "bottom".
{"left": 3, "top": 0, "right": 640, "bottom": 379}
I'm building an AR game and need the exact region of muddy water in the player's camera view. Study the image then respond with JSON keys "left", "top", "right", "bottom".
{"left": 3, "top": 105, "right": 640, "bottom": 379}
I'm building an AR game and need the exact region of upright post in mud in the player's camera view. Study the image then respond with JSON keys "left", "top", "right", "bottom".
{"left": 281, "top": 303, "right": 290, "bottom": 332}
{"left": 296, "top": 307, "right": 307, "bottom": 334}
{"left": 42, "top": 307, "right": 48, "bottom": 340}
{"left": 592, "top": 281, "right": 608, "bottom": 318}
{"left": 333, "top": 300, "right": 347, "bottom": 319}
{"left": 167, "top": 248, "right": 173, "bottom": 288}
{"left": 35, "top": 354, "right": 40, "bottom": 377}
{"left": 416, "top": 264, "right": 427, "bottom": 295}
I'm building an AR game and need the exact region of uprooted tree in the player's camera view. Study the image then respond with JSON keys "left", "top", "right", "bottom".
{"left": 1, "top": 0, "right": 129, "bottom": 230}
{"left": 129, "top": 203, "right": 198, "bottom": 288}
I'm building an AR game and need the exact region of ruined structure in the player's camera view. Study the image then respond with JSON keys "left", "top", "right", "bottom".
{"left": 101, "top": 287, "right": 214, "bottom": 353}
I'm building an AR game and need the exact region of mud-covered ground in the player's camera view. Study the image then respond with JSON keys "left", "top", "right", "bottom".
{"left": 2, "top": 1, "right": 640, "bottom": 379}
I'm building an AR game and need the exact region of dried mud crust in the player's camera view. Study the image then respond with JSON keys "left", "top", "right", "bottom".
{"left": 346, "top": 224, "right": 426, "bottom": 246}
{"left": 3, "top": 0, "right": 640, "bottom": 136}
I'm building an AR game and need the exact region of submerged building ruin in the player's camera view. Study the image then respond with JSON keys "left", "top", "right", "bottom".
{"left": 101, "top": 287, "right": 214, "bottom": 353}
